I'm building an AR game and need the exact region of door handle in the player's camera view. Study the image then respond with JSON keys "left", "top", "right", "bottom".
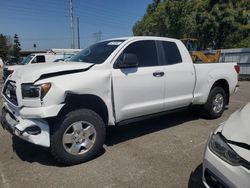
{"left": 153, "top": 71, "right": 164, "bottom": 77}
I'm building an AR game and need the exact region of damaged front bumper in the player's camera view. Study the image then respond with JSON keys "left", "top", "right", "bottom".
{"left": 0, "top": 104, "right": 50, "bottom": 147}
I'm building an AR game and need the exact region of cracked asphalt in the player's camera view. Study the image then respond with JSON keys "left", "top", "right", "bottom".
{"left": 0, "top": 68, "right": 249, "bottom": 188}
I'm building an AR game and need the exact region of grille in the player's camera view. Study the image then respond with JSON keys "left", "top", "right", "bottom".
{"left": 204, "top": 169, "right": 228, "bottom": 188}
{"left": 3, "top": 81, "right": 18, "bottom": 106}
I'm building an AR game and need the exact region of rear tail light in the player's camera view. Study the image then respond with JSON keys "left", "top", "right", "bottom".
{"left": 234, "top": 65, "right": 240, "bottom": 74}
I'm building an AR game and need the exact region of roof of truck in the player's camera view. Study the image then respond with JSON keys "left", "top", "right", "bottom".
{"left": 102, "top": 36, "right": 181, "bottom": 42}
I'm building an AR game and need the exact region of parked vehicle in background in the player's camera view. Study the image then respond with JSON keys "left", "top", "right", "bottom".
{"left": 49, "top": 48, "right": 82, "bottom": 54}
{"left": 203, "top": 102, "right": 250, "bottom": 188}
{"left": 181, "top": 38, "right": 221, "bottom": 63}
{"left": 3, "top": 49, "right": 81, "bottom": 81}
{"left": 1, "top": 36, "right": 239, "bottom": 165}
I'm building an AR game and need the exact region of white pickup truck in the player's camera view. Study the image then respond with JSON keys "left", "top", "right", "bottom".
{"left": 3, "top": 49, "right": 82, "bottom": 81}
{"left": 1, "top": 36, "right": 239, "bottom": 165}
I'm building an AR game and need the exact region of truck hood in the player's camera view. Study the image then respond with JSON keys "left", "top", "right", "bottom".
{"left": 221, "top": 103, "right": 250, "bottom": 146}
{"left": 9, "top": 61, "right": 94, "bottom": 83}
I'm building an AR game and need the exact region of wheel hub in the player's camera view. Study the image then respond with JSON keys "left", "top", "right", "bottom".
{"left": 62, "top": 121, "right": 96, "bottom": 155}
{"left": 212, "top": 93, "right": 224, "bottom": 113}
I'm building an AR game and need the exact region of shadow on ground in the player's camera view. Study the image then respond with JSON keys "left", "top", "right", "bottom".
{"left": 106, "top": 109, "right": 201, "bottom": 146}
{"left": 12, "top": 109, "right": 201, "bottom": 166}
{"left": 188, "top": 163, "right": 205, "bottom": 188}
{"left": 12, "top": 136, "right": 105, "bottom": 167}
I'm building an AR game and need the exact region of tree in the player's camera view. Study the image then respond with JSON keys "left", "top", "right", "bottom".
{"left": 196, "top": 0, "right": 250, "bottom": 49}
{"left": 133, "top": 0, "right": 250, "bottom": 49}
{"left": 11, "top": 34, "right": 21, "bottom": 62}
{"left": 0, "top": 34, "right": 8, "bottom": 62}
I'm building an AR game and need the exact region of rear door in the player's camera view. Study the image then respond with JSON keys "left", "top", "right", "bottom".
{"left": 159, "top": 40, "right": 196, "bottom": 110}
{"left": 112, "top": 40, "right": 166, "bottom": 122}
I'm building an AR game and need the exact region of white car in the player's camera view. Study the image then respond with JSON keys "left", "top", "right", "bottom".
{"left": 203, "top": 102, "right": 250, "bottom": 188}
{"left": 1, "top": 36, "right": 239, "bottom": 165}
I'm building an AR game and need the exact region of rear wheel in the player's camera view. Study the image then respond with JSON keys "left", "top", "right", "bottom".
{"left": 203, "top": 87, "right": 226, "bottom": 119}
{"left": 50, "top": 109, "right": 106, "bottom": 165}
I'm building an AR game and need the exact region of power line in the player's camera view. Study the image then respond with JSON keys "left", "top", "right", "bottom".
{"left": 1, "top": 1, "right": 138, "bottom": 25}
{"left": 1, "top": 5, "right": 68, "bottom": 15}
{"left": 1, "top": 7, "right": 134, "bottom": 27}
{"left": 75, "top": 1, "right": 141, "bottom": 16}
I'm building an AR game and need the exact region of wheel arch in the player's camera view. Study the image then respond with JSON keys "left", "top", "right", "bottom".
{"left": 57, "top": 93, "right": 109, "bottom": 125}
{"left": 210, "top": 79, "right": 230, "bottom": 105}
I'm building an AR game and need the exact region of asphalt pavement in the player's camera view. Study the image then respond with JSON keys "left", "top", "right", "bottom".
{"left": 0, "top": 70, "right": 249, "bottom": 188}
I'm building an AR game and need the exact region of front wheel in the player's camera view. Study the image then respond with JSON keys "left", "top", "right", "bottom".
{"left": 50, "top": 109, "right": 106, "bottom": 165}
{"left": 203, "top": 87, "right": 226, "bottom": 119}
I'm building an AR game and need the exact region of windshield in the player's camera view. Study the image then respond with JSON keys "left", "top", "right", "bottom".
{"left": 20, "top": 55, "right": 34, "bottom": 65}
{"left": 70, "top": 40, "right": 125, "bottom": 64}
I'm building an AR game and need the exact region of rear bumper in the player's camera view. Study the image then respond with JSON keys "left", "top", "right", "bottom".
{"left": 0, "top": 105, "right": 50, "bottom": 147}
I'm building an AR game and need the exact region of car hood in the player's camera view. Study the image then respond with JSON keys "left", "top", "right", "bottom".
{"left": 222, "top": 103, "right": 250, "bottom": 146}
{"left": 9, "top": 61, "right": 94, "bottom": 83}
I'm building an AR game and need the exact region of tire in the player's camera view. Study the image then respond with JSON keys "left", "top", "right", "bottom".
{"left": 203, "top": 87, "right": 226, "bottom": 119}
{"left": 50, "top": 109, "right": 106, "bottom": 165}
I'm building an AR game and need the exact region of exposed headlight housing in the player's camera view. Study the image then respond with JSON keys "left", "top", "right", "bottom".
{"left": 209, "top": 133, "right": 247, "bottom": 166}
{"left": 21, "top": 83, "right": 51, "bottom": 99}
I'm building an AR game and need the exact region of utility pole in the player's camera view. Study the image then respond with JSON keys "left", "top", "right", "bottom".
{"left": 77, "top": 17, "right": 80, "bottom": 49}
{"left": 69, "top": 0, "right": 75, "bottom": 49}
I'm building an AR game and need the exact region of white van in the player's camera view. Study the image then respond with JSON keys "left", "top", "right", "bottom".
{"left": 3, "top": 49, "right": 81, "bottom": 81}
{"left": 20, "top": 53, "right": 69, "bottom": 65}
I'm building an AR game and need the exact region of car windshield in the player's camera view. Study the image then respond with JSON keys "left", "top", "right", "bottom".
{"left": 20, "top": 55, "right": 34, "bottom": 65}
{"left": 70, "top": 40, "right": 125, "bottom": 64}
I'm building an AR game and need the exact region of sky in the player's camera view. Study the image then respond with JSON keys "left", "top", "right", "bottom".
{"left": 0, "top": 0, "right": 152, "bottom": 50}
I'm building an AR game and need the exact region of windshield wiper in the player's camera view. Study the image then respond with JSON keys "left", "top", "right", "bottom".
{"left": 227, "top": 140, "right": 250, "bottom": 151}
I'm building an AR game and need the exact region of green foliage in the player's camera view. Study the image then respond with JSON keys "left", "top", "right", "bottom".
{"left": 133, "top": 0, "right": 250, "bottom": 49}
{"left": 11, "top": 34, "right": 21, "bottom": 62}
{"left": 0, "top": 33, "right": 22, "bottom": 63}
{"left": 0, "top": 34, "right": 9, "bottom": 62}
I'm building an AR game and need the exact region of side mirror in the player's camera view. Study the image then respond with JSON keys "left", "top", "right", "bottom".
{"left": 119, "top": 53, "right": 138, "bottom": 68}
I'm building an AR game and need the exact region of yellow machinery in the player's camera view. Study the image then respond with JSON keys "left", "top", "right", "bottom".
{"left": 181, "top": 38, "right": 221, "bottom": 63}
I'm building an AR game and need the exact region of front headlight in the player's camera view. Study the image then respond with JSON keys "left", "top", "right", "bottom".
{"left": 21, "top": 83, "right": 51, "bottom": 99}
{"left": 209, "top": 134, "right": 242, "bottom": 166}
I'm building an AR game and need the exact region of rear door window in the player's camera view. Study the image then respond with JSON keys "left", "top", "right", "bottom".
{"left": 162, "top": 41, "right": 182, "bottom": 65}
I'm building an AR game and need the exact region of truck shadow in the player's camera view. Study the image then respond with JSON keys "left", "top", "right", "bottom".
{"left": 106, "top": 109, "right": 200, "bottom": 146}
{"left": 11, "top": 136, "right": 105, "bottom": 167}
{"left": 12, "top": 109, "right": 201, "bottom": 166}
{"left": 12, "top": 136, "right": 59, "bottom": 166}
